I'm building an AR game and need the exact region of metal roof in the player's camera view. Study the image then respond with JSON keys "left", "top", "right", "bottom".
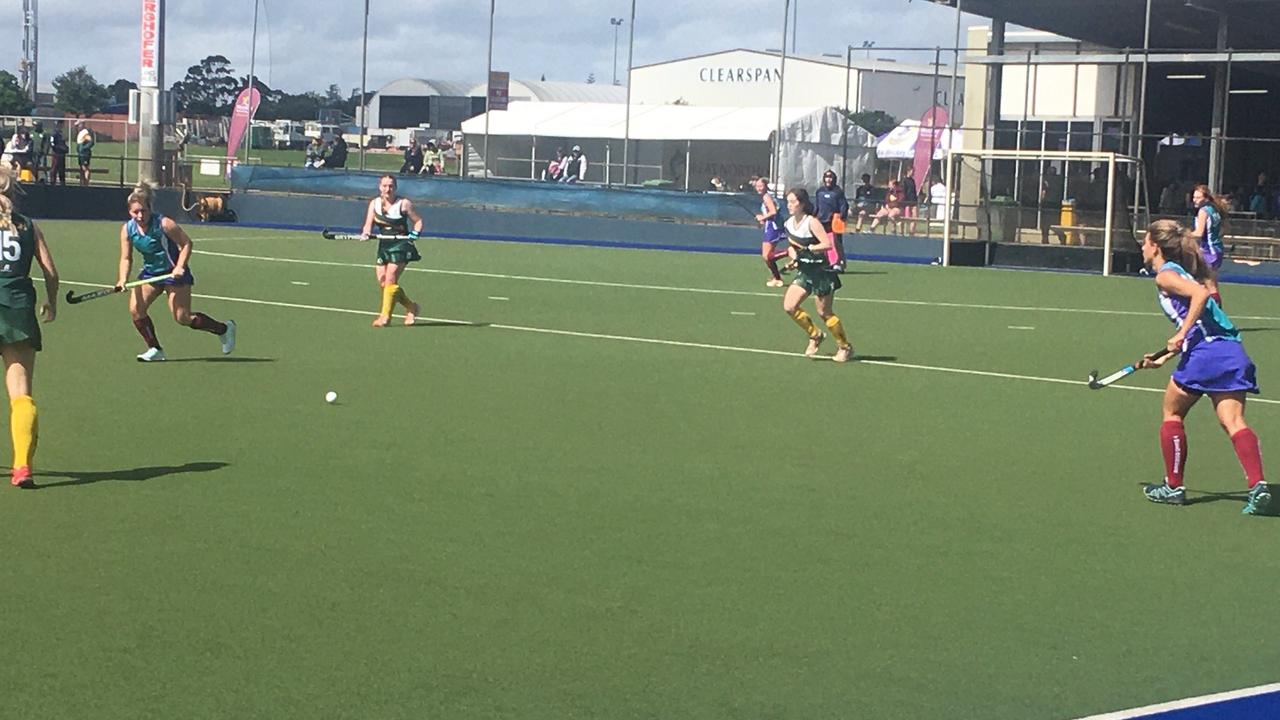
{"left": 933, "top": 0, "right": 1280, "bottom": 52}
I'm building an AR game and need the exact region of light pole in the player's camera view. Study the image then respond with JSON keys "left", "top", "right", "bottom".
{"left": 360, "top": 0, "right": 370, "bottom": 170}
{"left": 610, "top": 17, "right": 624, "bottom": 85}
{"left": 483, "top": 0, "right": 495, "bottom": 178}
{"left": 773, "top": 0, "right": 790, "bottom": 188}
{"left": 621, "top": 0, "right": 635, "bottom": 185}
{"left": 862, "top": 40, "right": 874, "bottom": 59}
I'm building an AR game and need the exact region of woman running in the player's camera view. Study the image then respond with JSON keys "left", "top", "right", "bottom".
{"left": 1189, "top": 184, "right": 1228, "bottom": 305}
{"left": 754, "top": 177, "right": 789, "bottom": 288}
{"left": 780, "top": 188, "right": 853, "bottom": 363}
{"left": 1136, "top": 219, "right": 1269, "bottom": 516}
{"left": 0, "top": 165, "right": 58, "bottom": 487}
{"left": 361, "top": 174, "right": 422, "bottom": 326}
{"left": 117, "top": 183, "right": 235, "bottom": 362}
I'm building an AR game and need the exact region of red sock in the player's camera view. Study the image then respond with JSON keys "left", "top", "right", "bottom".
{"left": 765, "top": 251, "right": 787, "bottom": 281}
{"left": 133, "top": 316, "right": 161, "bottom": 349}
{"left": 1230, "top": 428, "right": 1266, "bottom": 489}
{"left": 189, "top": 312, "right": 227, "bottom": 336}
{"left": 1160, "top": 420, "right": 1188, "bottom": 488}
{"left": 1211, "top": 291, "right": 1223, "bottom": 307}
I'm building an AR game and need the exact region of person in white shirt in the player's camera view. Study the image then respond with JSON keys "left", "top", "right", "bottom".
{"left": 560, "top": 145, "right": 587, "bottom": 184}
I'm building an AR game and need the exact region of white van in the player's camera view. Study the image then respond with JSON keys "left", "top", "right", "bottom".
{"left": 273, "top": 120, "right": 307, "bottom": 149}
{"left": 304, "top": 122, "right": 342, "bottom": 143}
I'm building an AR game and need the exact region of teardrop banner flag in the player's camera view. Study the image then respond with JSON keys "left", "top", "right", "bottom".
{"left": 913, "top": 106, "right": 948, "bottom": 184}
{"left": 226, "top": 88, "right": 262, "bottom": 178}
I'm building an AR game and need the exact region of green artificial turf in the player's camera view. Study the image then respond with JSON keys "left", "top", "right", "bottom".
{"left": 1, "top": 221, "right": 1277, "bottom": 719}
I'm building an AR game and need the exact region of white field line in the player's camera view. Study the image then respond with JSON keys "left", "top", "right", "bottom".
{"left": 57, "top": 280, "right": 1280, "bottom": 407}
{"left": 1008, "top": 325, "right": 1036, "bottom": 330}
{"left": 488, "top": 296, "right": 510, "bottom": 301}
{"left": 194, "top": 249, "right": 1280, "bottom": 322}
{"left": 1072, "top": 682, "right": 1280, "bottom": 720}
{"left": 730, "top": 311, "right": 757, "bottom": 316}
{"left": 290, "top": 281, "right": 310, "bottom": 286}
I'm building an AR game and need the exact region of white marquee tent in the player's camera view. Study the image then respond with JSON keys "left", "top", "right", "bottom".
{"left": 875, "top": 118, "right": 964, "bottom": 160}
{"left": 460, "top": 102, "right": 874, "bottom": 190}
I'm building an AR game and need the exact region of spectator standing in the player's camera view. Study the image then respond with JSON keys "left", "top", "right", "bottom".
{"left": 401, "top": 139, "right": 424, "bottom": 175}
{"left": 74, "top": 121, "right": 94, "bottom": 186}
{"left": 29, "top": 124, "right": 46, "bottom": 180}
{"left": 326, "top": 135, "right": 349, "bottom": 169}
{"left": 813, "top": 169, "right": 849, "bottom": 272}
{"left": 1039, "top": 166, "right": 1065, "bottom": 244}
{"left": 47, "top": 127, "right": 68, "bottom": 186}
{"left": 900, "top": 167, "right": 921, "bottom": 235}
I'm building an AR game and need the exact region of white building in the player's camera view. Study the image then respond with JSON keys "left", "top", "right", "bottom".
{"left": 629, "top": 49, "right": 962, "bottom": 123}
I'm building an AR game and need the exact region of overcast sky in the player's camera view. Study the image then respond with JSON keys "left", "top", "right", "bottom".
{"left": 2, "top": 1, "right": 992, "bottom": 96}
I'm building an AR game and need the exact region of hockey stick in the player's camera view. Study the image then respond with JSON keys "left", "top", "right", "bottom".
{"left": 1087, "top": 348, "right": 1174, "bottom": 390}
{"left": 66, "top": 273, "right": 178, "bottom": 305}
{"left": 321, "top": 228, "right": 415, "bottom": 241}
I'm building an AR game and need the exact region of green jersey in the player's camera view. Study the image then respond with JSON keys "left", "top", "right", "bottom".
{"left": 0, "top": 214, "right": 38, "bottom": 309}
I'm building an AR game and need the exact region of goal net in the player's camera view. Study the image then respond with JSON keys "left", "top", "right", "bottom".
{"left": 940, "top": 148, "right": 1147, "bottom": 276}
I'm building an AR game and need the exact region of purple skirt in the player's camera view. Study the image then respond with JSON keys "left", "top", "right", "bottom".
{"left": 762, "top": 220, "right": 783, "bottom": 244}
{"left": 1200, "top": 242, "right": 1223, "bottom": 269}
{"left": 1172, "top": 339, "right": 1258, "bottom": 395}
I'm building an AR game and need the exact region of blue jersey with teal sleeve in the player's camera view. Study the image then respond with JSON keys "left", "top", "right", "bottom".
{"left": 1156, "top": 261, "right": 1239, "bottom": 349}
{"left": 1197, "top": 204, "right": 1223, "bottom": 257}
{"left": 125, "top": 214, "right": 181, "bottom": 277}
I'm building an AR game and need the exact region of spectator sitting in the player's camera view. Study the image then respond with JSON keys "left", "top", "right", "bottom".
{"left": 852, "top": 173, "right": 876, "bottom": 232}
{"left": 708, "top": 176, "right": 726, "bottom": 192}
{"left": 401, "top": 139, "right": 424, "bottom": 174}
{"left": 541, "top": 147, "right": 566, "bottom": 182}
{"left": 869, "top": 179, "right": 904, "bottom": 232}
{"left": 326, "top": 135, "right": 349, "bottom": 169}
{"left": 4, "top": 131, "right": 31, "bottom": 172}
{"left": 421, "top": 141, "right": 441, "bottom": 176}
{"left": 305, "top": 137, "right": 327, "bottom": 168}
{"left": 559, "top": 145, "right": 587, "bottom": 184}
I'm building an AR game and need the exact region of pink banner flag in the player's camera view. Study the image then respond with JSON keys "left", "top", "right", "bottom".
{"left": 912, "top": 106, "right": 948, "bottom": 185}
{"left": 226, "top": 87, "right": 262, "bottom": 177}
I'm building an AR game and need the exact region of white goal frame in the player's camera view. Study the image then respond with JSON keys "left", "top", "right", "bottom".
{"left": 941, "top": 148, "right": 1146, "bottom": 276}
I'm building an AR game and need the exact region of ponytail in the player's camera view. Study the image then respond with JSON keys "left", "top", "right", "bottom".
{"left": 0, "top": 165, "right": 14, "bottom": 232}
{"left": 127, "top": 181, "right": 156, "bottom": 212}
{"left": 1193, "top": 184, "right": 1230, "bottom": 231}
{"left": 1147, "top": 219, "right": 1209, "bottom": 282}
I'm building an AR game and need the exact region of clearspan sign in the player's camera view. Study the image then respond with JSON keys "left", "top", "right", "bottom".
{"left": 140, "top": 0, "right": 160, "bottom": 88}
{"left": 699, "top": 66, "right": 782, "bottom": 83}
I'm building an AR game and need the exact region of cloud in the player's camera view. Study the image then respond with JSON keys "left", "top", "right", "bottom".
{"left": 1, "top": 0, "right": 983, "bottom": 95}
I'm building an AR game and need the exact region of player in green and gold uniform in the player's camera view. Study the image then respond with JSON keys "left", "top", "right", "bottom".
{"left": 781, "top": 188, "right": 853, "bottom": 363}
{"left": 361, "top": 174, "right": 423, "bottom": 327}
{"left": 0, "top": 165, "right": 59, "bottom": 488}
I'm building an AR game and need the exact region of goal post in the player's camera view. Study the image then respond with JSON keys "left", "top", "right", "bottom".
{"left": 941, "top": 147, "right": 1147, "bottom": 276}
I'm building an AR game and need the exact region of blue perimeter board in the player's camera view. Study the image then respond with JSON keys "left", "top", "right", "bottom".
{"left": 224, "top": 167, "right": 1280, "bottom": 284}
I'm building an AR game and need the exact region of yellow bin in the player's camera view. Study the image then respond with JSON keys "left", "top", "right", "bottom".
{"left": 18, "top": 167, "right": 34, "bottom": 183}
{"left": 1059, "top": 200, "right": 1078, "bottom": 246}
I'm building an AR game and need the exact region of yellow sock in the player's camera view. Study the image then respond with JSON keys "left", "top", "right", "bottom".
{"left": 825, "top": 315, "right": 851, "bottom": 348}
{"left": 10, "top": 395, "right": 37, "bottom": 470}
{"left": 379, "top": 284, "right": 398, "bottom": 317}
{"left": 394, "top": 286, "right": 415, "bottom": 310}
{"left": 788, "top": 309, "right": 819, "bottom": 338}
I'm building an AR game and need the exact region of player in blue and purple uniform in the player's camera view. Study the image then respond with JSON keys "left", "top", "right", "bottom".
{"left": 116, "top": 183, "right": 235, "bottom": 362}
{"left": 754, "top": 177, "right": 790, "bottom": 288}
{"left": 1136, "top": 219, "right": 1269, "bottom": 515}
{"left": 1190, "top": 184, "right": 1227, "bottom": 305}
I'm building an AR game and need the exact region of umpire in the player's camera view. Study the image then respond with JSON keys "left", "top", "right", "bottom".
{"left": 814, "top": 169, "right": 850, "bottom": 272}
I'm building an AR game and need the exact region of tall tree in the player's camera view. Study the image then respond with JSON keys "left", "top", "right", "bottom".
{"left": 172, "top": 55, "right": 240, "bottom": 115}
{"left": 52, "top": 66, "right": 110, "bottom": 116}
{"left": 107, "top": 78, "right": 138, "bottom": 105}
{"left": 0, "top": 71, "right": 34, "bottom": 116}
{"left": 848, "top": 109, "right": 898, "bottom": 137}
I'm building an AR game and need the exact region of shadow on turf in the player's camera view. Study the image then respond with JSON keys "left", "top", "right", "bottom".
{"left": 853, "top": 355, "right": 899, "bottom": 363}
{"left": 32, "top": 461, "right": 229, "bottom": 489}
{"left": 402, "top": 321, "right": 491, "bottom": 329}
{"left": 1237, "top": 327, "right": 1279, "bottom": 334}
{"left": 1133, "top": 482, "right": 1276, "bottom": 515}
{"left": 163, "top": 357, "right": 276, "bottom": 363}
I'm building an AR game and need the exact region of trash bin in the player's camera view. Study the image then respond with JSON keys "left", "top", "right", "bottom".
{"left": 1060, "top": 200, "right": 1079, "bottom": 246}
{"left": 985, "top": 196, "right": 1017, "bottom": 243}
